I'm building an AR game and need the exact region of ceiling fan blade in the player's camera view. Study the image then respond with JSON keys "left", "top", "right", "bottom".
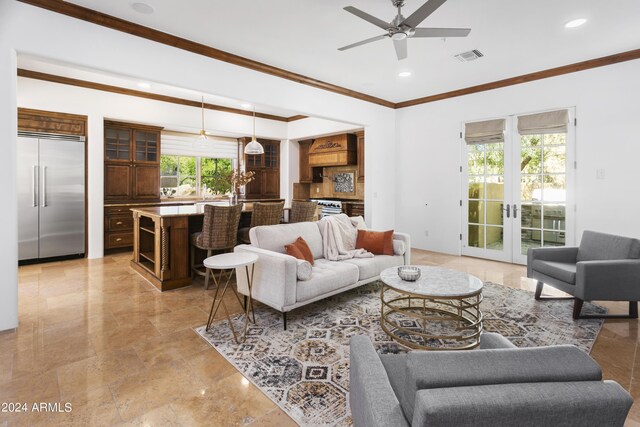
{"left": 412, "top": 27, "right": 471, "bottom": 37}
{"left": 393, "top": 37, "right": 408, "bottom": 60}
{"left": 401, "top": 0, "right": 448, "bottom": 29}
{"left": 338, "top": 34, "right": 388, "bottom": 51}
{"left": 343, "top": 6, "right": 390, "bottom": 30}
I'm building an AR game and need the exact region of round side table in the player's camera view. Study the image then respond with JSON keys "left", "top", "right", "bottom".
{"left": 204, "top": 252, "right": 258, "bottom": 344}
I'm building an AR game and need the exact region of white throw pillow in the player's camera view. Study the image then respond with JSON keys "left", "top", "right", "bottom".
{"left": 350, "top": 216, "right": 367, "bottom": 230}
{"left": 393, "top": 240, "right": 406, "bottom": 256}
{"left": 296, "top": 259, "right": 313, "bottom": 281}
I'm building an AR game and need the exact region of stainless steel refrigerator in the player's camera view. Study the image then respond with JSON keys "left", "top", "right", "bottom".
{"left": 18, "top": 132, "right": 85, "bottom": 262}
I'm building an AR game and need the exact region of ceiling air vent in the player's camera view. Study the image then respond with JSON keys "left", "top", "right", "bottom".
{"left": 454, "top": 49, "right": 484, "bottom": 62}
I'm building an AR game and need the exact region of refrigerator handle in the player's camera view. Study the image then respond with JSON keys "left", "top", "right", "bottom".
{"left": 42, "top": 165, "right": 47, "bottom": 207}
{"left": 32, "top": 165, "right": 38, "bottom": 207}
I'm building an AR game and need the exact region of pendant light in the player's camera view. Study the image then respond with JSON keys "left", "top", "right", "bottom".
{"left": 198, "top": 96, "right": 207, "bottom": 140}
{"left": 244, "top": 107, "right": 264, "bottom": 155}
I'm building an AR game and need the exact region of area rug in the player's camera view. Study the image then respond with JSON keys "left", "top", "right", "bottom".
{"left": 195, "top": 281, "right": 606, "bottom": 426}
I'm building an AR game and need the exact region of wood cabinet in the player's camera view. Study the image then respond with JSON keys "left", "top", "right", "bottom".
{"left": 343, "top": 202, "right": 365, "bottom": 218}
{"left": 356, "top": 130, "right": 365, "bottom": 182}
{"left": 104, "top": 121, "right": 163, "bottom": 250}
{"left": 242, "top": 138, "right": 280, "bottom": 199}
{"left": 298, "top": 140, "right": 313, "bottom": 183}
{"left": 104, "top": 121, "right": 162, "bottom": 203}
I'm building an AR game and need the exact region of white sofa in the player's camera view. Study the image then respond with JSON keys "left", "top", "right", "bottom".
{"left": 234, "top": 220, "right": 411, "bottom": 328}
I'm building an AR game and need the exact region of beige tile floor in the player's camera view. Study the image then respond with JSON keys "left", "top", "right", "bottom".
{"left": 0, "top": 249, "right": 638, "bottom": 426}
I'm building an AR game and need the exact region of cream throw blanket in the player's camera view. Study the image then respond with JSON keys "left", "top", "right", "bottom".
{"left": 319, "top": 214, "right": 373, "bottom": 261}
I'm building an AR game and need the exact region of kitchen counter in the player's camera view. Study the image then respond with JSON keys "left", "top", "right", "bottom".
{"left": 105, "top": 197, "right": 284, "bottom": 208}
{"left": 129, "top": 201, "right": 289, "bottom": 291}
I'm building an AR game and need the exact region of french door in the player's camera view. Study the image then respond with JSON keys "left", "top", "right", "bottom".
{"left": 462, "top": 109, "right": 575, "bottom": 264}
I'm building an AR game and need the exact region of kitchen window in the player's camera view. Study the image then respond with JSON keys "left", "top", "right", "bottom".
{"left": 160, "top": 155, "right": 233, "bottom": 197}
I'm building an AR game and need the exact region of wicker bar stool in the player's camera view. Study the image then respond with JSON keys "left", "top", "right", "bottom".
{"left": 289, "top": 200, "right": 318, "bottom": 223}
{"left": 190, "top": 203, "right": 243, "bottom": 289}
{"left": 237, "top": 201, "right": 285, "bottom": 244}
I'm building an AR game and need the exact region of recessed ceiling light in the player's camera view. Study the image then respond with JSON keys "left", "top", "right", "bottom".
{"left": 137, "top": 82, "right": 151, "bottom": 89}
{"left": 565, "top": 18, "right": 587, "bottom": 28}
{"left": 241, "top": 103, "right": 252, "bottom": 109}
{"left": 398, "top": 71, "right": 412, "bottom": 78}
{"left": 131, "top": 2, "right": 154, "bottom": 15}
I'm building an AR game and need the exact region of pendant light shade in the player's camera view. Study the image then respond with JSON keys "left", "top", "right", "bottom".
{"left": 244, "top": 107, "right": 264, "bottom": 155}
{"left": 198, "top": 96, "right": 207, "bottom": 140}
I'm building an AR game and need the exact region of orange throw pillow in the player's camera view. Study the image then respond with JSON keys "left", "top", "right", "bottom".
{"left": 285, "top": 236, "right": 314, "bottom": 265}
{"left": 356, "top": 230, "right": 394, "bottom": 256}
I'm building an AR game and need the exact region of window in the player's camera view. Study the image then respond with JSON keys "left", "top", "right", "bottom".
{"left": 160, "top": 155, "right": 233, "bottom": 197}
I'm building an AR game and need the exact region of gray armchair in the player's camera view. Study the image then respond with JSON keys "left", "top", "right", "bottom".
{"left": 528, "top": 230, "right": 640, "bottom": 319}
{"left": 349, "top": 334, "right": 632, "bottom": 427}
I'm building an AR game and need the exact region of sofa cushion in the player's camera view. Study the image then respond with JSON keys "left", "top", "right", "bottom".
{"left": 296, "top": 259, "right": 359, "bottom": 302}
{"left": 295, "top": 259, "right": 312, "bottom": 281}
{"left": 250, "top": 222, "right": 324, "bottom": 259}
{"left": 577, "top": 230, "right": 640, "bottom": 262}
{"left": 532, "top": 260, "right": 577, "bottom": 284}
{"left": 401, "top": 345, "right": 602, "bottom": 422}
{"left": 356, "top": 230, "right": 394, "bottom": 255}
{"left": 341, "top": 255, "right": 405, "bottom": 281}
{"left": 285, "top": 236, "right": 314, "bottom": 265}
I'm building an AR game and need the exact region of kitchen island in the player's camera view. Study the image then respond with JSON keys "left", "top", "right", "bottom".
{"left": 130, "top": 202, "right": 283, "bottom": 291}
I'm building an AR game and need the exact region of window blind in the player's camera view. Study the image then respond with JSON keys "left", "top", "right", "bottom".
{"left": 161, "top": 132, "right": 238, "bottom": 159}
{"left": 517, "top": 110, "right": 569, "bottom": 135}
{"left": 464, "top": 119, "right": 506, "bottom": 144}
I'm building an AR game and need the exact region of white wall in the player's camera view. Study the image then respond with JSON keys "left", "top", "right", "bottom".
{"left": 396, "top": 59, "right": 640, "bottom": 254}
{"left": 0, "top": 1, "right": 396, "bottom": 331}
{"left": 288, "top": 117, "right": 362, "bottom": 140}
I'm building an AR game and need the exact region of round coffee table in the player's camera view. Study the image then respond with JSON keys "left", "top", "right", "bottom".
{"left": 379, "top": 266, "right": 484, "bottom": 350}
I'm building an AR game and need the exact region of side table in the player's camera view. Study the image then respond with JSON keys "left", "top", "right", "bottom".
{"left": 204, "top": 252, "right": 259, "bottom": 344}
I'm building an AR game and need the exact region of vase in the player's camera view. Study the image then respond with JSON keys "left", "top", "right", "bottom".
{"left": 229, "top": 193, "right": 238, "bottom": 205}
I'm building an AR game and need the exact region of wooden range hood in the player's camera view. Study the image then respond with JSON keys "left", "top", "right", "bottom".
{"left": 308, "top": 134, "right": 357, "bottom": 167}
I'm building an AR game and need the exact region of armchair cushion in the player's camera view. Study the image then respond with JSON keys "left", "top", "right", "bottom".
{"left": 412, "top": 381, "right": 632, "bottom": 427}
{"left": 402, "top": 345, "right": 602, "bottom": 422}
{"left": 532, "top": 260, "right": 577, "bottom": 284}
{"left": 577, "top": 230, "right": 640, "bottom": 262}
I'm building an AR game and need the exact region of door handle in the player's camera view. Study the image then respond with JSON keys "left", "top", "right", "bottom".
{"left": 32, "top": 165, "right": 38, "bottom": 207}
{"left": 503, "top": 204, "right": 510, "bottom": 218}
{"left": 513, "top": 204, "right": 518, "bottom": 219}
{"left": 41, "top": 165, "right": 47, "bottom": 207}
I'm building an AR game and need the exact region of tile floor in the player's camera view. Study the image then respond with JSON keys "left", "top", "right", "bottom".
{"left": 0, "top": 249, "right": 638, "bottom": 426}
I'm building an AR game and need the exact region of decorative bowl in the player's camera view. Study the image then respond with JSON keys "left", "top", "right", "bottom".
{"left": 397, "top": 266, "right": 421, "bottom": 281}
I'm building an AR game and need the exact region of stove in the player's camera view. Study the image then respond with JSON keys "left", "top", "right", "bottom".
{"left": 311, "top": 199, "right": 343, "bottom": 217}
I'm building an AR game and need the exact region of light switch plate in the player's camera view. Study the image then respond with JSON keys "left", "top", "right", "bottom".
{"left": 596, "top": 168, "right": 605, "bottom": 180}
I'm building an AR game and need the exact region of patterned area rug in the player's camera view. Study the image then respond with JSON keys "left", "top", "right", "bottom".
{"left": 195, "top": 281, "right": 606, "bottom": 426}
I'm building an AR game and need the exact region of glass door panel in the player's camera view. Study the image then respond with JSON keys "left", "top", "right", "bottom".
{"left": 462, "top": 141, "right": 510, "bottom": 261}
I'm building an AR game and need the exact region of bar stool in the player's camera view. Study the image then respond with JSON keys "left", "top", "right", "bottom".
{"left": 190, "top": 203, "right": 243, "bottom": 289}
{"left": 289, "top": 200, "right": 319, "bottom": 223}
{"left": 237, "top": 201, "right": 285, "bottom": 244}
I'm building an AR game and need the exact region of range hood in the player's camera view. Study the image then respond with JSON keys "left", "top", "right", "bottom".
{"left": 309, "top": 134, "right": 357, "bottom": 167}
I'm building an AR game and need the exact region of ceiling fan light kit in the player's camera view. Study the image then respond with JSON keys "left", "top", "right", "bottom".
{"left": 338, "top": 0, "right": 471, "bottom": 60}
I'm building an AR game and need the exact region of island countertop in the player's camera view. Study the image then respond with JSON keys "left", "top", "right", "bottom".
{"left": 131, "top": 202, "right": 289, "bottom": 219}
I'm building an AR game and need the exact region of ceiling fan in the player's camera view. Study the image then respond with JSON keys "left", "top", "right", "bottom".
{"left": 338, "top": 0, "right": 471, "bottom": 60}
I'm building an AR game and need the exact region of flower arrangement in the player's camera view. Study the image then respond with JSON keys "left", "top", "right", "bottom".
{"left": 230, "top": 169, "right": 256, "bottom": 194}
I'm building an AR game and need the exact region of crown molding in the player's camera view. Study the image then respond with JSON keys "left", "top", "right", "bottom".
{"left": 17, "top": 68, "right": 308, "bottom": 122}
{"left": 16, "top": 0, "right": 640, "bottom": 111}
{"left": 395, "top": 48, "right": 640, "bottom": 108}
{"left": 17, "top": 0, "right": 395, "bottom": 109}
